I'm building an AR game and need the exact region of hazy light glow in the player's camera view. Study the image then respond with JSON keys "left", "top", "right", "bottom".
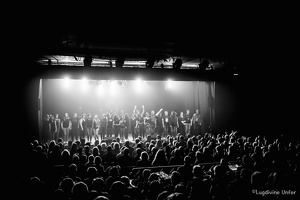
{"left": 80, "top": 77, "right": 89, "bottom": 90}
{"left": 110, "top": 80, "right": 119, "bottom": 95}
{"left": 62, "top": 76, "right": 70, "bottom": 88}
{"left": 166, "top": 79, "right": 173, "bottom": 89}
{"left": 134, "top": 78, "right": 144, "bottom": 92}
{"left": 97, "top": 84, "right": 105, "bottom": 95}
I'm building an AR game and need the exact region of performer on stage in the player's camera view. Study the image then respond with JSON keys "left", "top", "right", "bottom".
{"left": 170, "top": 111, "right": 179, "bottom": 137}
{"left": 120, "top": 114, "right": 126, "bottom": 140}
{"left": 133, "top": 105, "right": 145, "bottom": 116}
{"left": 42, "top": 114, "right": 50, "bottom": 143}
{"left": 162, "top": 110, "right": 171, "bottom": 138}
{"left": 155, "top": 108, "right": 164, "bottom": 138}
{"left": 99, "top": 114, "right": 107, "bottom": 140}
{"left": 49, "top": 114, "right": 57, "bottom": 142}
{"left": 86, "top": 113, "right": 93, "bottom": 143}
{"left": 54, "top": 113, "right": 61, "bottom": 141}
{"left": 178, "top": 111, "right": 186, "bottom": 136}
{"left": 150, "top": 110, "right": 156, "bottom": 136}
{"left": 93, "top": 114, "right": 100, "bottom": 141}
{"left": 71, "top": 113, "right": 80, "bottom": 141}
{"left": 184, "top": 109, "right": 192, "bottom": 136}
{"left": 61, "top": 112, "right": 71, "bottom": 143}
{"left": 130, "top": 113, "right": 137, "bottom": 139}
{"left": 113, "top": 114, "right": 121, "bottom": 139}
{"left": 144, "top": 112, "right": 151, "bottom": 137}
{"left": 107, "top": 112, "right": 113, "bottom": 138}
{"left": 124, "top": 113, "right": 129, "bottom": 140}
{"left": 192, "top": 109, "right": 202, "bottom": 136}
{"left": 136, "top": 112, "right": 145, "bottom": 139}
{"left": 79, "top": 113, "right": 86, "bottom": 141}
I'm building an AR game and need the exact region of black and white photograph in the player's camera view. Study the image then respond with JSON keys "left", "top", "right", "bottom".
{"left": 15, "top": 9, "right": 298, "bottom": 200}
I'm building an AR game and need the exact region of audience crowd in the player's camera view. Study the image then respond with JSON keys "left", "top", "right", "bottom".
{"left": 19, "top": 131, "right": 300, "bottom": 200}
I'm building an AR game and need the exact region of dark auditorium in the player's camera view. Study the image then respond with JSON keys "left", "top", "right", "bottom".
{"left": 16, "top": 13, "right": 298, "bottom": 200}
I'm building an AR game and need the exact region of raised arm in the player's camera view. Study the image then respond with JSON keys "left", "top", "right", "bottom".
{"left": 68, "top": 119, "right": 72, "bottom": 129}
{"left": 55, "top": 121, "right": 58, "bottom": 133}
{"left": 133, "top": 105, "right": 137, "bottom": 115}
{"left": 141, "top": 105, "right": 145, "bottom": 116}
{"left": 79, "top": 118, "right": 83, "bottom": 130}
{"left": 156, "top": 108, "right": 163, "bottom": 116}
{"left": 61, "top": 120, "right": 64, "bottom": 130}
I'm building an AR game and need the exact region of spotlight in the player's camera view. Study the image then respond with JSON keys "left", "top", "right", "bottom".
{"left": 83, "top": 55, "right": 93, "bottom": 67}
{"left": 116, "top": 57, "right": 125, "bottom": 68}
{"left": 134, "top": 78, "right": 143, "bottom": 92}
{"left": 166, "top": 79, "right": 173, "bottom": 89}
{"left": 62, "top": 76, "right": 70, "bottom": 88}
{"left": 173, "top": 59, "right": 182, "bottom": 70}
{"left": 135, "top": 77, "right": 142, "bottom": 84}
{"left": 198, "top": 59, "right": 209, "bottom": 70}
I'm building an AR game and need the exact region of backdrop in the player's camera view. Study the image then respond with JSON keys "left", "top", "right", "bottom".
{"left": 39, "top": 79, "right": 215, "bottom": 139}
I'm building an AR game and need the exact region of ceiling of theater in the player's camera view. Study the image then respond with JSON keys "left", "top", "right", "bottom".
{"left": 32, "top": 26, "right": 245, "bottom": 70}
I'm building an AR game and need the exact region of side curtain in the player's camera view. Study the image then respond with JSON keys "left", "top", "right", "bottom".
{"left": 194, "top": 81, "right": 215, "bottom": 134}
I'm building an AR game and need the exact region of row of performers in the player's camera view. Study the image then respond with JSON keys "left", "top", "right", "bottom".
{"left": 42, "top": 106, "right": 202, "bottom": 143}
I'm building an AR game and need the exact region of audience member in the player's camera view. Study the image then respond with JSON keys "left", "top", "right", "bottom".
{"left": 21, "top": 131, "right": 300, "bottom": 200}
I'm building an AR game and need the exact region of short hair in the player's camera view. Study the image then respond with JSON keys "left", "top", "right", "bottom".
{"left": 72, "top": 182, "right": 89, "bottom": 197}
{"left": 68, "top": 163, "right": 77, "bottom": 174}
{"left": 120, "top": 175, "right": 130, "bottom": 187}
{"left": 123, "top": 147, "right": 129, "bottom": 155}
{"left": 140, "top": 151, "right": 149, "bottom": 160}
{"left": 171, "top": 171, "right": 182, "bottom": 185}
{"left": 192, "top": 165, "right": 202, "bottom": 177}
{"left": 107, "top": 145, "right": 112, "bottom": 152}
{"left": 59, "top": 177, "right": 74, "bottom": 193}
{"left": 86, "top": 167, "right": 97, "bottom": 177}
{"left": 108, "top": 166, "right": 119, "bottom": 177}
{"left": 94, "top": 155, "right": 102, "bottom": 164}
{"left": 91, "top": 177, "right": 105, "bottom": 191}
{"left": 88, "top": 155, "right": 94, "bottom": 162}
{"left": 110, "top": 181, "right": 126, "bottom": 195}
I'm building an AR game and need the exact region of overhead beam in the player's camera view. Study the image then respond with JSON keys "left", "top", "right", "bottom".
{"left": 32, "top": 65, "right": 239, "bottom": 81}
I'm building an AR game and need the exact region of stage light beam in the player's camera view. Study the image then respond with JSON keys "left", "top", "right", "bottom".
{"left": 97, "top": 84, "right": 104, "bottom": 95}
{"left": 134, "top": 78, "right": 144, "bottom": 92}
{"left": 110, "top": 80, "right": 118, "bottom": 96}
{"left": 80, "top": 77, "right": 89, "bottom": 91}
{"left": 62, "top": 76, "right": 70, "bottom": 89}
{"left": 166, "top": 79, "right": 173, "bottom": 89}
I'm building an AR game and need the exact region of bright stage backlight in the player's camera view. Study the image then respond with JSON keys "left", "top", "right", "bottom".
{"left": 97, "top": 84, "right": 104, "bottom": 95}
{"left": 109, "top": 80, "right": 119, "bottom": 95}
{"left": 80, "top": 77, "right": 88, "bottom": 90}
{"left": 166, "top": 79, "right": 173, "bottom": 89}
{"left": 134, "top": 78, "right": 144, "bottom": 92}
{"left": 62, "top": 76, "right": 70, "bottom": 88}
